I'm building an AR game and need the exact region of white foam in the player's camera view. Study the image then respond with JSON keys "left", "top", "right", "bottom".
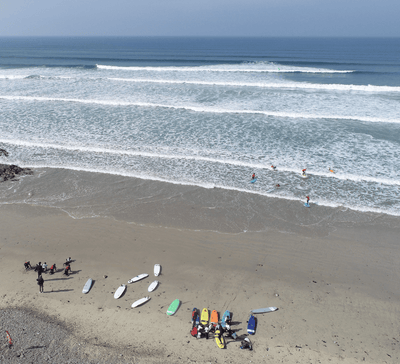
{"left": 1, "top": 95, "right": 398, "bottom": 124}
{"left": 108, "top": 77, "right": 400, "bottom": 93}
{"left": 0, "top": 75, "right": 27, "bottom": 80}
{"left": 2, "top": 138, "right": 400, "bottom": 187}
{"left": 96, "top": 64, "right": 353, "bottom": 74}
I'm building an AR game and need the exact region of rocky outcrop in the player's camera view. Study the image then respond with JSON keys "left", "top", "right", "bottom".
{"left": 0, "top": 164, "right": 33, "bottom": 182}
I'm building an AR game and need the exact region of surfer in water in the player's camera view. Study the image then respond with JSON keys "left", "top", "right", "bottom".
{"left": 271, "top": 165, "right": 276, "bottom": 170}
{"left": 302, "top": 168, "right": 307, "bottom": 177}
{"left": 276, "top": 184, "right": 280, "bottom": 188}
{"left": 251, "top": 173, "right": 256, "bottom": 180}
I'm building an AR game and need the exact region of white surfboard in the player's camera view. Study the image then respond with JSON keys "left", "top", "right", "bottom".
{"left": 148, "top": 280, "right": 159, "bottom": 292}
{"left": 114, "top": 284, "right": 126, "bottom": 299}
{"left": 154, "top": 264, "right": 161, "bottom": 277}
{"left": 251, "top": 307, "right": 278, "bottom": 314}
{"left": 128, "top": 273, "right": 149, "bottom": 284}
{"left": 82, "top": 278, "right": 93, "bottom": 294}
{"left": 131, "top": 296, "right": 151, "bottom": 308}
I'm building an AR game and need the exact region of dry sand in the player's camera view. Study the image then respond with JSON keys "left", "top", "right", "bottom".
{"left": 0, "top": 201, "right": 399, "bottom": 363}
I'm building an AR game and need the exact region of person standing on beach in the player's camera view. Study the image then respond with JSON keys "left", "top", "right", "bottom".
{"left": 35, "top": 262, "right": 43, "bottom": 277}
{"left": 37, "top": 275, "right": 44, "bottom": 293}
{"left": 306, "top": 195, "right": 310, "bottom": 205}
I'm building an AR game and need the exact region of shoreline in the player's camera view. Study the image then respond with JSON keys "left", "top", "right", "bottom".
{"left": 1, "top": 201, "right": 399, "bottom": 363}
{"left": 0, "top": 167, "right": 399, "bottom": 237}
{"left": 5, "top": 163, "right": 400, "bottom": 218}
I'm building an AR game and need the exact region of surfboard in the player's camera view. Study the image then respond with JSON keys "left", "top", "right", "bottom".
{"left": 210, "top": 310, "right": 219, "bottom": 324}
{"left": 221, "top": 310, "right": 231, "bottom": 328}
{"left": 114, "top": 284, "right": 126, "bottom": 299}
{"left": 304, "top": 203, "right": 310, "bottom": 208}
{"left": 128, "top": 273, "right": 149, "bottom": 284}
{"left": 247, "top": 315, "right": 257, "bottom": 335}
{"left": 250, "top": 178, "right": 257, "bottom": 184}
{"left": 200, "top": 308, "right": 209, "bottom": 325}
{"left": 167, "top": 299, "right": 180, "bottom": 315}
{"left": 251, "top": 307, "right": 278, "bottom": 314}
{"left": 131, "top": 296, "right": 150, "bottom": 308}
{"left": 82, "top": 278, "right": 93, "bottom": 294}
{"left": 214, "top": 327, "right": 226, "bottom": 349}
{"left": 192, "top": 308, "right": 199, "bottom": 326}
{"left": 154, "top": 264, "right": 161, "bottom": 277}
{"left": 301, "top": 174, "right": 308, "bottom": 179}
{"left": 148, "top": 280, "right": 159, "bottom": 292}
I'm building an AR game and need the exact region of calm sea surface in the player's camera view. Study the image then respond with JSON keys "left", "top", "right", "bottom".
{"left": 0, "top": 37, "right": 399, "bottom": 218}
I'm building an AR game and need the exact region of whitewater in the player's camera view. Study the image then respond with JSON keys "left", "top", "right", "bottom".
{"left": 0, "top": 37, "right": 399, "bottom": 217}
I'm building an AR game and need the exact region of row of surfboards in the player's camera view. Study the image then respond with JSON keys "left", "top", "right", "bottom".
{"left": 191, "top": 306, "right": 278, "bottom": 348}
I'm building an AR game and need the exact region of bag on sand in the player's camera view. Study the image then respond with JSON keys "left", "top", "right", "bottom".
{"left": 190, "top": 327, "right": 198, "bottom": 337}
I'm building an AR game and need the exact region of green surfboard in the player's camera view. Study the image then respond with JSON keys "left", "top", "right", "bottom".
{"left": 167, "top": 299, "right": 180, "bottom": 316}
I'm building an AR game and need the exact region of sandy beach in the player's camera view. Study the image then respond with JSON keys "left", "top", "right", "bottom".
{"left": 1, "top": 172, "right": 399, "bottom": 363}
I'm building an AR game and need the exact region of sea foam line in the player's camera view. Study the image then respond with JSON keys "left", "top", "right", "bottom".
{"left": 1, "top": 138, "right": 400, "bottom": 187}
{"left": 96, "top": 64, "right": 354, "bottom": 74}
{"left": 9, "top": 161, "right": 400, "bottom": 218}
{"left": 108, "top": 78, "right": 400, "bottom": 93}
{"left": 3, "top": 74, "right": 398, "bottom": 93}
{"left": 1, "top": 95, "right": 398, "bottom": 124}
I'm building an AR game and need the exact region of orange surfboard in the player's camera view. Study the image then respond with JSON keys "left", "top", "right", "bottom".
{"left": 210, "top": 310, "right": 219, "bottom": 324}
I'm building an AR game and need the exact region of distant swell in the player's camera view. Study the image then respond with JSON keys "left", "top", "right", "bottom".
{"left": 96, "top": 64, "right": 354, "bottom": 74}
{"left": 1, "top": 95, "right": 399, "bottom": 124}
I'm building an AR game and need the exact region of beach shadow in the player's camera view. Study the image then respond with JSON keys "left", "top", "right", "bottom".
{"left": 44, "top": 277, "right": 73, "bottom": 281}
{"left": 45, "top": 289, "right": 74, "bottom": 293}
{"left": 26, "top": 345, "right": 47, "bottom": 350}
{"left": 231, "top": 321, "right": 242, "bottom": 326}
{"left": 69, "top": 270, "right": 82, "bottom": 275}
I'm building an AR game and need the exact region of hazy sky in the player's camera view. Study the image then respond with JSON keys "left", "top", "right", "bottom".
{"left": 1, "top": 0, "right": 399, "bottom": 37}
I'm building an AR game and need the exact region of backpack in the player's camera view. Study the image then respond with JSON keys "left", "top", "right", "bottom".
{"left": 190, "top": 327, "right": 198, "bottom": 337}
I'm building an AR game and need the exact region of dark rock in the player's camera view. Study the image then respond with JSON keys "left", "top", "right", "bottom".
{"left": 0, "top": 164, "right": 33, "bottom": 182}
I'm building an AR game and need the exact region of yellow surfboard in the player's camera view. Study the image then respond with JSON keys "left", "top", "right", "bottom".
{"left": 210, "top": 310, "right": 218, "bottom": 324}
{"left": 200, "top": 308, "right": 209, "bottom": 325}
{"left": 214, "top": 328, "right": 226, "bottom": 349}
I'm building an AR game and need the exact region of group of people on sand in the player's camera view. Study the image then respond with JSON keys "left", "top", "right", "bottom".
{"left": 24, "top": 258, "right": 73, "bottom": 293}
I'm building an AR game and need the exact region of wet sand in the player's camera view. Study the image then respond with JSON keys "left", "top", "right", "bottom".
{"left": 0, "top": 176, "right": 399, "bottom": 363}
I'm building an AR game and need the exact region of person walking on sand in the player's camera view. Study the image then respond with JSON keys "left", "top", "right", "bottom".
{"left": 50, "top": 263, "right": 57, "bottom": 274}
{"left": 37, "top": 274, "right": 44, "bottom": 293}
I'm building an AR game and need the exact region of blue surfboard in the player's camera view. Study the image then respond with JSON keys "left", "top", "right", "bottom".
{"left": 221, "top": 310, "right": 231, "bottom": 329}
{"left": 250, "top": 178, "right": 257, "bottom": 184}
{"left": 304, "top": 203, "right": 310, "bottom": 208}
{"left": 247, "top": 315, "right": 257, "bottom": 335}
{"left": 192, "top": 308, "right": 199, "bottom": 326}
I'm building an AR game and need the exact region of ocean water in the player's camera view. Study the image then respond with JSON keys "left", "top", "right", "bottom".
{"left": 0, "top": 36, "right": 400, "bottom": 220}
